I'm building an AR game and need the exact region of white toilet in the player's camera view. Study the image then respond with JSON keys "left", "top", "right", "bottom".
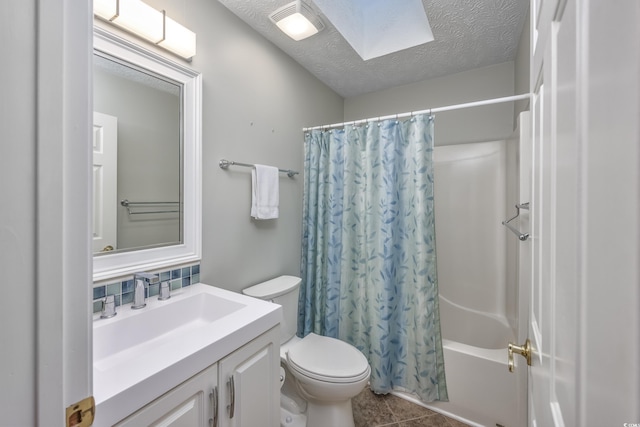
{"left": 243, "top": 275, "right": 370, "bottom": 427}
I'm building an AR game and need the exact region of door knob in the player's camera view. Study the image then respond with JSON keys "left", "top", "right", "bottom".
{"left": 508, "top": 339, "right": 532, "bottom": 372}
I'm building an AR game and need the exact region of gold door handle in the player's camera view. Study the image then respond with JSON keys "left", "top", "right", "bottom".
{"left": 508, "top": 339, "right": 532, "bottom": 372}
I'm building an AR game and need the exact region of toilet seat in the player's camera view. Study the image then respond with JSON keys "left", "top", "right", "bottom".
{"left": 287, "top": 333, "right": 370, "bottom": 384}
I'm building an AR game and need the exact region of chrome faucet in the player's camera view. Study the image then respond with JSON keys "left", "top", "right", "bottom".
{"left": 100, "top": 295, "right": 117, "bottom": 319}
{"left": 158, "top": 281, "right": 171, "bottom": 301}
{"left": 132, "top": 272, "right": 159, "bottom": 309}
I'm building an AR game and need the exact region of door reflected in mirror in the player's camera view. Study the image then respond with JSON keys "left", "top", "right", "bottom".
{"left": 93, "top": 52, "right": 182, "bottom": 255}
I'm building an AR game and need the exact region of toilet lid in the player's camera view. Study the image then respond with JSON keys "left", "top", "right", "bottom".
{"left": 287, "top": 333, "right": 370, "bottom": 383}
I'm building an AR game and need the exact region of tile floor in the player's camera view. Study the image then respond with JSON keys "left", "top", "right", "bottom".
{"left": 352, "top": 386, "right": 471, "bottom": 427}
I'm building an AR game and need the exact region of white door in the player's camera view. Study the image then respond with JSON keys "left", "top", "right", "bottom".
{"left": 93, "top": 112, "right": 118, "bottom": 253}
{"left": 527, "top": 0, "right": 640, "bottom": 426}
{"left": 527, "top": 0, "right": 580, "bottom": 424}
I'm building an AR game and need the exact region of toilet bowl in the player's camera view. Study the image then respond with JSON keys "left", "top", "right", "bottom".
{"left": 285, "top": 333, "right": 370, "bottom": 427}
{"left": 243, "top": 276, "right": 371, "bottom": 427}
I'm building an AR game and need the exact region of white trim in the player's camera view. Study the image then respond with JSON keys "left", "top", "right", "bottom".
{"left": 92, "top": 28, "right": 202, "bottom": 281}
{"left": 36, "top": 0, "right": 93, "bottom": 421}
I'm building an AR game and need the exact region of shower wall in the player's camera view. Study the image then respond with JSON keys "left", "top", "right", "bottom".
{"left": 422, "top": 139, "right": 521, "bottom": 426}
{"left": 434, "top": 140, "right": 516, "bottom": 325}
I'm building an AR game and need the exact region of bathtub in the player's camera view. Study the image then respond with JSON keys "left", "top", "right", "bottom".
{"left": 414, "top": 296, "right": 523, "bottom": 427}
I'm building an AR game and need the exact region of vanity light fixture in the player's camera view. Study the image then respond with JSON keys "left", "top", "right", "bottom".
{"left": 269, "top": 0, "right": 325, "bottom": 41}
{"left": 93, "top": 0, "right": 196, "bottom": 59}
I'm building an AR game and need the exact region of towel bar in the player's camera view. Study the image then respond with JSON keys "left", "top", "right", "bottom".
{"left": 120, "top": 199, "right": 180, "bottom": 215}
{"left": 219, "top": 159, "right": 298, "bottom": 178}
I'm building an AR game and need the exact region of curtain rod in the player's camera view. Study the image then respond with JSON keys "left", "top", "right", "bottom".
{"left": 302, "top": 93, "right": 531, "bottom": 132}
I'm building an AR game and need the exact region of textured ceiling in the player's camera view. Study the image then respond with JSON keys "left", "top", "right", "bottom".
{"left": 217, "top": 0, "right": 529, "bottom": 98}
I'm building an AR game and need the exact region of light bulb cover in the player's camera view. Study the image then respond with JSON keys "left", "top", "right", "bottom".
{"left": 94, "top": 0, "right": 117, "bottom": 20}
{"left": 93, "top": 0, "right": 197, "bottom": 59}
{"left": 158, "top": 15, "right": 197, "bottom": 59}
{"left": 112, "top": 0, "right": 164, "bottom": 42}
{"left": 269, "top": 1, "right": 324, "bottom": 41}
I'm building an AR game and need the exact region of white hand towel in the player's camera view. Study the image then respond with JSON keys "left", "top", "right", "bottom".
{"left": 251, "top": 164, "right": 279, "bottom": 219}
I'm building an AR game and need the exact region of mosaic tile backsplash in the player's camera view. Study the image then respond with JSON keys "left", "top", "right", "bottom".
{"left": 93, "top": 263, "right": 200, "bottom": 313}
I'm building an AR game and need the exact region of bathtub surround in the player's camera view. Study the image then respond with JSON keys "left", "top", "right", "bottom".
{"left": 300, "top": 114, "right": 447, "bottom": 402}
{"left": 417, "top": 134, "right": 523, "bottom": 425}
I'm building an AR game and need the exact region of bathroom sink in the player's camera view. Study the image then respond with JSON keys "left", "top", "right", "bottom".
{"left": 93, "top": 283, "right": 281, "bottom": 427}
{"left": 93, "top": 291, "right": 246, "bottom": 370}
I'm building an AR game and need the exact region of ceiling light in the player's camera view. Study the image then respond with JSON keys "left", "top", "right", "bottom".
{"left": 269, "top": 1, "right": 324, "bottom": 41}
{"left": 94, "top": 0, "right": 196, "bottom": 59}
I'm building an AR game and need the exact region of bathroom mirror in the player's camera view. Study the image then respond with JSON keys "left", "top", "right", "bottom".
{"left": 93, "top": 27, "right": 201, "bottom": 281}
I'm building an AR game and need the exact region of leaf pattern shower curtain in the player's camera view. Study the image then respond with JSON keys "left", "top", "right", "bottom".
{"left": 299, "top": 114, "right": 448, "bottom": 402}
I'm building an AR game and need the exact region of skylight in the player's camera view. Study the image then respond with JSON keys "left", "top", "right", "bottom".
{"left": 313, "top": 0, "right": 434, "bottom": 60}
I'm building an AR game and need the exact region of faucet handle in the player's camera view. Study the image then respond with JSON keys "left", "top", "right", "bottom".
{"left": 158, "top": 281, "right": 171, "bottom": 301}
{"left": 100, "top": 295, "right": 117, "bottom": 319}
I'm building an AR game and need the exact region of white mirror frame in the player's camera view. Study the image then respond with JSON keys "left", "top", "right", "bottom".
{"left": 93, "top": 27, "right": 201, "bottom": 281}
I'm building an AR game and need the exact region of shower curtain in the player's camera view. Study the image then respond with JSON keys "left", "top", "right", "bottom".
{"left": 299, "top": 114, "right": 447, "bottom": 402}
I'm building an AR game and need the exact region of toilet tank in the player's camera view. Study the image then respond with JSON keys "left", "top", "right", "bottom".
{"left": 243, "top": 275, "right": 301, "bottom": 344}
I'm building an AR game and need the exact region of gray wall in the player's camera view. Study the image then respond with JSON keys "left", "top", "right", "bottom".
{"left": 142, "top": 0, "right": 344, "bottom": 292}
{"left": 0, "top": 2, "right": 37, "bottom": 423}
{"left": 344, "top": 62, "right": 516, "bottom": 146}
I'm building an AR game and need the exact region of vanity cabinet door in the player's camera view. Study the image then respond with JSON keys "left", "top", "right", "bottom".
{"left": 218, "top": 326, "right": 280, "bottom": 427}
{"left": 115, "top": 364, "right": 219, "bottom": 427}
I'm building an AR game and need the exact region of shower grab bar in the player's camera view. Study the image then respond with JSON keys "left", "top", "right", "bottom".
{"left": 218, "top": 159, "right": 299, "bottom": 178}
{"left": 121, "top": 199, "right": 180, "bottom": 215}
{"left": 502, "top": 203, "right": 530, "bottom": 241}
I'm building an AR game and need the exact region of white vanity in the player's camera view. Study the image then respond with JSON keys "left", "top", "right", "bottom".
{"left": 93, "top": 283, "right": 281, "bottom": 427}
